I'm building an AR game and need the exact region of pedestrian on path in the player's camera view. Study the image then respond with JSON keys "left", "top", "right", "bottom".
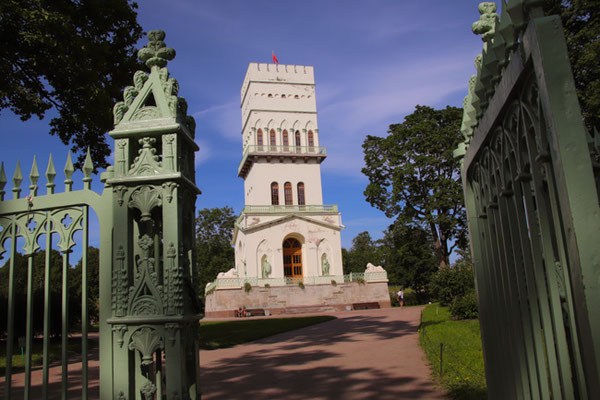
{"left": 397, "top": 289, "right": 404, "bottom": 307}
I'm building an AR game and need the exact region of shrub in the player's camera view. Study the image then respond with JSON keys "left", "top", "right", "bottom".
{"left": 356, "top": 277, "right": 365, "bottom": 285}
{"left": 244, "top": 282, "right": 252, "bottom": 293}
{"left": 331, "top": 280, "right": 337, "bottom": 286}
{"left": 430, "top": 263, "right": 475, "bottom": 306}
{"left": 388, "top": 287, "right": 420, "bottom": 306}
{"left": 450, "top": 289, "right": 479, "bottom": 319}
{"left": 264, "top": 283, "right": 270, "bottom": 288}
{"left": 205, "top": 287, "right": 215, "bottom": 296}
{"left": 298, "top": 281, "right": 305, "bottom": 289}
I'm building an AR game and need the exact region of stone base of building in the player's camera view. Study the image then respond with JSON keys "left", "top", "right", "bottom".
{"left": 204, "top": 281, "right": 391, "bottom": 318}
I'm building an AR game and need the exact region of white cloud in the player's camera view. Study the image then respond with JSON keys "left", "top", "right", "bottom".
{"left": 192, "top": 99, "right": 240, "bottom": 141}
{"left": 194, "top": 139, "right": 211, "bottom": 165}
{"left": 316, "top": 50, "right": 475, "bottom": 177}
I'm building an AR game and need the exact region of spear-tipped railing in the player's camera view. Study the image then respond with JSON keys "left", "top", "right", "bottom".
{"left": 0, "top": 148, "right": 98, "bottom": 400}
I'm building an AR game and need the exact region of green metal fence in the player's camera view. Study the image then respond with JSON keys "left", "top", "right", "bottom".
{"left": 455, "top": 2, "right": 600, "bottom": 399}
{"left": 0, "top": 30, "right": 201, "bottom": 399}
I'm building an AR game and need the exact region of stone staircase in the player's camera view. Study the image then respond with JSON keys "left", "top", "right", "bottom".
{"left": 280, "top": 305, "right": 340, "bottom": 314}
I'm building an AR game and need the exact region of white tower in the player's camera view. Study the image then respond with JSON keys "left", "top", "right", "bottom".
{"left": 233, "top": 63, "right": 344, "bottom": 283}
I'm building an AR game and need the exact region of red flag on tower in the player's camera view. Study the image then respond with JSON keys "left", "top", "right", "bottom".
{"left": 272, "top": 51, "right": 279, "bottom": 64}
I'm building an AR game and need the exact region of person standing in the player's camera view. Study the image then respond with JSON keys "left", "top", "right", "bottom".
{"left": 397, "top": 289, "right": 404, "bottom": 307}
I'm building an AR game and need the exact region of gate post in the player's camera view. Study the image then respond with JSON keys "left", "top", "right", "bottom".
{"left": 455, "top": 2, "right": 600, "bottom": 398}
{"left": 102, "top": 30, "right": 201, "bottom": 399}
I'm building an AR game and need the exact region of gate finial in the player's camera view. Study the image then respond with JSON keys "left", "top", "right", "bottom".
{"left": 473, "top": 3, "right": 499, "bottom": 42}
{"left": 137, "top": 30, "right": 176, "bottom": 69}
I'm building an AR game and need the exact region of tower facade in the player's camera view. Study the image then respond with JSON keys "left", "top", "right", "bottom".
{"left": 233, "top": 63, "right": 344, "bottom": 282}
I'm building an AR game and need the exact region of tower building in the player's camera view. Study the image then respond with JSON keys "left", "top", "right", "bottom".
{"left": 204, "top": 63, "right": 390, "bottom": 317}
{"left": 233, "top": 63, "right": 344, "bottom": 282}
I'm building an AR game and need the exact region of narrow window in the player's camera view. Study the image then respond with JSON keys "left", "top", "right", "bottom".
{"left": 257, "top": 129, "right": 263, "bottom": 148}
{"left": 283, "top": 130, "right": 289, "bottom": 151}
{"left": 270, "top": 129, "right": 276, "bottom": 150}
{"left": 297, "top": 182, "right": 305, "bottom": 205}
{"left": 284, "top": 182, "right": 293, "bottom": 205}
{"left": 295, "top": 130, "right": 301, "bottom": 153}
{"left": 308, "top": 131, "right": 314, "bottom": 152}
{"left": 271, "top": 182, "right": 279, "bottom": 205}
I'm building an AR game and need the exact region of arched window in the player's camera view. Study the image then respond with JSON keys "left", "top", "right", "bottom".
{"left": 257, "top": 129, "right": 263, "bottom": 149}
{"left": 295, "top": 130, "right": 301, "bottom": 153}
{"left": 270, "top": 129, "right": 276, "bottom": 150}
{"left": 271, "top": 182, "right": 279, "bottom": 205}
{"left": 282, "top": 130, "right": 289, "bottom": 152}
{"left": 284, "top": 182, "right": 293, "bottom": 205}
{"left": 297, "top": 182, "right": 305, "bottom": 205}
{"left": 308, "top": 131, "right": 314, "bottom": 152}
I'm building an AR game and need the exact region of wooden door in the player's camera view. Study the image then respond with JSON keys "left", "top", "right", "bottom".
{"left": 283, "top": 238, "right": 302, "bottom": 278}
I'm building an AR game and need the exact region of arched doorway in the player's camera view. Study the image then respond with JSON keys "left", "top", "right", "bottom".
{"left": 283, "top": 238, "right": 302, "bottom": 278}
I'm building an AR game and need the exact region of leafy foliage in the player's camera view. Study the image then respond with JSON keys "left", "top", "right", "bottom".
{"left": 388, "top": 286, "right": 419, "bottom": 306}
{"left": 544, "top": 0, "right": 600, "bottom": 132}
{"left": 196, "top": 206, "right": 236, "bottom": 298}
{"left": 450, "top": 289, "right": 479, "bottom": 320}
{"left": 343, "top": 226, "right": 437, "bottom": 297}
{"left": 342, "top": 231, "right": 382, "bottom": 274}
{"left": 0, "top": 0, "right": 144, "bottom": 167}
{"left": 0, "top": 247, "right": 99, "bottom": 337}
{"left": 378, "top": 224, "right": 437, "bottom": 292}
{"left": 70, "top": 247, "right": 100, "bottom": 323}
{"left": 362, "top": 105, "right": 466, "bottom": 268}
{"left": 430, "top": 252, "right": 475, "bottom": 307}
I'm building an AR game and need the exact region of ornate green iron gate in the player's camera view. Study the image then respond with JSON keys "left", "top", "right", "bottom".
{"left": 0, "top": 31, "right": 201, "bottom": 399}
{"left": 455, "top": 2, "right": 600, "bottom": 399}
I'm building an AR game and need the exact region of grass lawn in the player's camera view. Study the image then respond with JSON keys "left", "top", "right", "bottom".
{"left": 200, "top": 315, "right": 336, "bottom": 350}
{"left": 419, "top": 303, "right": 487, "bottom": 400}
{"left": 0, "top": 336, "right": 95, "bottom": 376}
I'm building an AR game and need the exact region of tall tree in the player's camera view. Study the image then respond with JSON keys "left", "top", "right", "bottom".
{"left": 342, "top": 231, "right": 382, "bottom": 274}
{"left": 195, "top": 206, "right": 237, "bottom": 298}
{"left": 362, "top": 105, "right": 466, "bottom": 268}
{"left": 544, "top": 0, "right": 600, "bottom": 132}
{"left": 378, "top": 224, "right": 437, "bottom": 291}
{"left": 0, "top": 0, "right": 143, "bottom": 167}
{"left": 71, "top": 247, "right": 100, "bottom": 323}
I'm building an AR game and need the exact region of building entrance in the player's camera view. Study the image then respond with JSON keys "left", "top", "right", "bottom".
{"left": 283, "top": 238, "right": 303, "bottom": 278}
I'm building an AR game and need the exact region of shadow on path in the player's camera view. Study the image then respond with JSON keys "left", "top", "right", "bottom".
{"left": 201, "top": 308, "right": 447, "bottom": 400}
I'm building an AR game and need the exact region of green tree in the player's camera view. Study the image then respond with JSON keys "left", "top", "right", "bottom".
{"left": 362, "top": 105, "right": 466, "bottom": 268}
{"left": 0, "top": 0, "right": 143, "bottom": 167}
{"left": 196, "top": 206, "right": 237, "bottom": 298}
{"left": 0, "top": 249, "right": 76, "bottom": 337}
{"left": 430, "top": 250, "right": 475, "bottom": 306}
{"left": 544, "top": 0, "right": 600, "bottom": 132}
{"left": 71, "top": 247, "right": 100, "bottom": 323}
{"left": 378, "top": 224, "right": 437, "bottom": 292}
{"left": 342, "top": 231, "right": 382, "bottom": 274}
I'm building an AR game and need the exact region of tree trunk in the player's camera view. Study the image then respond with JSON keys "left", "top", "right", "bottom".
{"left": 429, "top": 222, "right": 449, "bottom": 268}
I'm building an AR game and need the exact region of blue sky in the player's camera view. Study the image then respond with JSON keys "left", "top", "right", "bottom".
{"left": 1, "top": 0, "right": 485, "bottom": 251}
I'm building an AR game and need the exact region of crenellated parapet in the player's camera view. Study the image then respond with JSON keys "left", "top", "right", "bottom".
{"left": 241, "top": 63, "right": 314, "bottom": 99}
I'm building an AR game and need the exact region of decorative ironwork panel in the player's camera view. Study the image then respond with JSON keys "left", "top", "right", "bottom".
{"left": 456, "top": 3, "right": 600, "bottom": 399}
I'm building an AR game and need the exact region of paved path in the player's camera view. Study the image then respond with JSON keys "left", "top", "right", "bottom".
{"left": 1, "top": 307, "right": 445, "bottom": 399}
{"left": 200, "top": 306, "right": 447, "bottom": 399}
{"left": 0, "top": 333, "right": 100, "bottom": 399}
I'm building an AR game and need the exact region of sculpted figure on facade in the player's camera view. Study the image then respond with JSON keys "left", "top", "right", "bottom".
{"left": 365, "top": 263, "right": 385, "bottom": 272}
{"left": 321, "top": 253, "right": 330, "bottom": 276}
{"left": 261, "top": 255, "right": 272, "bottom": 278}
